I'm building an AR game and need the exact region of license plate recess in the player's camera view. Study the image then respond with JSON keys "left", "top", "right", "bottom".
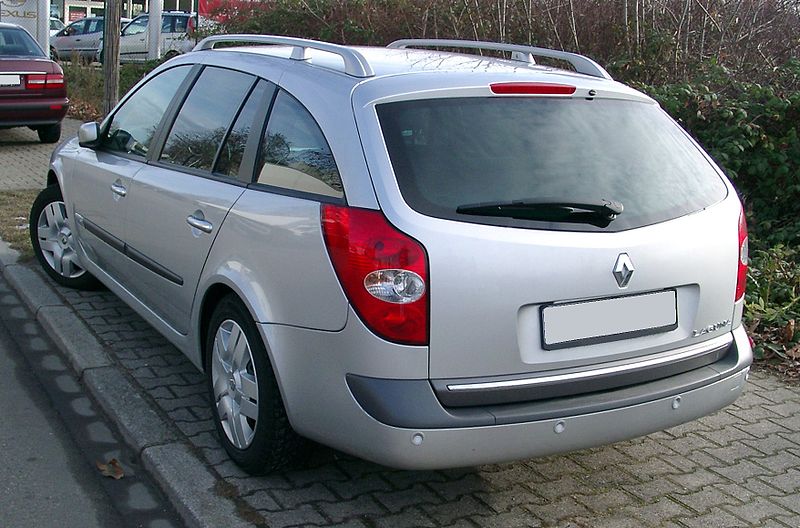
{"left": 541, "top": 290, "right": 678, "bottom": 350}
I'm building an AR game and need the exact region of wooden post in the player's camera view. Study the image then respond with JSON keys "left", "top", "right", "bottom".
{"left": 102, "top": 0, "right": 122, "bottom": 116}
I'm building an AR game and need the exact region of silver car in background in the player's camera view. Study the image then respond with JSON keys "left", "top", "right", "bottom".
{"left": 50, "top": 16, "right": 131, "bottom": 62}
{"left": 30, "top": 35, "right": 752, "bottom": 474}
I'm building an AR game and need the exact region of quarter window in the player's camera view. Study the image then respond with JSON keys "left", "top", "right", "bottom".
{"left": 103, "top": 65, "right": 191, "bottom": 157}
{"left": 256, "top": 90, "right": 342, "bottom": 198}
{"left": 160, "top": 67, "right": 255, "bottom": 173}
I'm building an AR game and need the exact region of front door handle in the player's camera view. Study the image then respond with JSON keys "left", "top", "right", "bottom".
{"left": 186, "top": 215, "right": 213, "bottom": 233}
{"left": 110, "top": 182, "right": 127, "bottom": 197}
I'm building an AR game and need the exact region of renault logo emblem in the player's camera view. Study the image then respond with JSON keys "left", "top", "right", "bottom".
{"left": 613, "top": 253, "right": 634, "bottom": 288}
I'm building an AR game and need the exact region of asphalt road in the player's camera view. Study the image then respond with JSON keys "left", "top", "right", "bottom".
{"left": 0, "top": 273, "right": 182, "bottom": 528}
{"left": 0, "top": 300, "right": 124, "bottom": 526}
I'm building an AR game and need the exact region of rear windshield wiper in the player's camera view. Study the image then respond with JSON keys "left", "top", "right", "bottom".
{"left": 456, "top": 198, "right": 623, "bottom": 226}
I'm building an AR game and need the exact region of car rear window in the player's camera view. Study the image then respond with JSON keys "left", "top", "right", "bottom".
{"left": 0, "top": 28, "right": 45, "bottom": 57}
{"left": 377, "top": 97, "right": 728, "bottom": 232}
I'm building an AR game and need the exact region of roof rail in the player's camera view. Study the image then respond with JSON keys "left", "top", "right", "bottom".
{"left": 387, "top": 39, "right": 612, "bottom": 80}
{"left": 193, "top": 34, "right": 375, "bottom": 78}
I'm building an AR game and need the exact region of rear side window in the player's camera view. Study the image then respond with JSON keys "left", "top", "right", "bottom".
{"left": 160, "top": 67, "right": 255, "bottom": 172}
{"left": 215, "top": 81, "right": 271, "bottom": 178}
{"left": 86, "top": 18, "right": 103, "bottom": 34}
{"left": 104, "top": 65, "right": 191, "bottom": 157}
{"left": 377, "top": 98, "right": 728, "bottom": 232}
{"left": 255, "top": 90, "right": 343, "bottom": 198}
{"left": 173, "top": 16, "right": 188, "bottom": 33}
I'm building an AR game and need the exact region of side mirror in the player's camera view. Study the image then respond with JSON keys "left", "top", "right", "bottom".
{"left": 78, "top": 122, "right": 100, "bottom": 148}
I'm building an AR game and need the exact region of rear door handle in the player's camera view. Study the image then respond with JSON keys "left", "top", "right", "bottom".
{"left": 110, "top": 182, "right": 127, "bottom": 197}
{"left": 186, "top": 215, "right": 213, "bottom": 233}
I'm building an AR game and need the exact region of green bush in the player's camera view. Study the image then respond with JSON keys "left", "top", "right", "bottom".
{"left": 638, "top": 62, "right": 800, "bottom": 251}
{"left": 64, "top": 61, "right": 162, "bottom": 120}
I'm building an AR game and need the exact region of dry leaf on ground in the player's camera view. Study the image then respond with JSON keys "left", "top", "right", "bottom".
{"left": 96, "top": 458, "right": 124, "bottom": 480}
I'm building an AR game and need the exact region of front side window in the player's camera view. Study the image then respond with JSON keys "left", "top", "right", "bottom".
{"left": 160, "top": 67, "right": 255, "bottom": 172}
{"left": 63, "top": 20, "right": 86, "bottom": 36}
{"left": 256, "top": 90, "right": 343, "bottom": 198}
{"left": 123, "top": 16, "right": 147, "bottom": 36}
{"left": 104, "top": 65, "right": 191, "bottom": 157}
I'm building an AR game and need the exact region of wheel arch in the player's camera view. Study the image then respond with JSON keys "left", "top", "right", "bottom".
{"left": 195, "top": 276, "right": 271, "bottom": 373}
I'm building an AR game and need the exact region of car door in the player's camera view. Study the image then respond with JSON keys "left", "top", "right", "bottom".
{"left": 79, "top": 17, "right": 104, "bottom": 60}
{"left": 68, "top": 64, "right": 194, "bottom": 284}
{"left": 52, "top": 19, "right": 86, "bottom": 59}
{"left": 121, "top": 67, "right": 272, "bottom": 334}
{"left": 119, "top": 16, "right": 148, "bottom": 62}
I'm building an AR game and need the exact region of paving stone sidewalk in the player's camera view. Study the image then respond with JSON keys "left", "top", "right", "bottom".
{"left": 2, "top": 124, "right": 800, "bottom": 527}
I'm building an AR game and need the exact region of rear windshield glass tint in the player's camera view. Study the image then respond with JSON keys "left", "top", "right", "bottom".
{"left": 377, "top": 97, "right": 727, "bottom": 232}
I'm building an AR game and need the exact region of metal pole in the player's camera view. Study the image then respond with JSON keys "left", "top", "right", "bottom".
{"left": 102, "top": 0, "right": 122, "bottom": 116}
{"left": 147, "top": 0, "right": 162, "bottom": 61}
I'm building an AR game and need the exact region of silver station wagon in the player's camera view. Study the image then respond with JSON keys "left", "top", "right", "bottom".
{"left": 30, "top": 35, "right": 752, "bottom": 473}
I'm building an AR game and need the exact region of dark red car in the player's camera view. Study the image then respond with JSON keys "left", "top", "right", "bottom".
{"left": 0, "top": 23, "right": 68, "bottom": 143}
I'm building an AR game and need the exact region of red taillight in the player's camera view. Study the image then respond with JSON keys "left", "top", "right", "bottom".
{"left": 46, "top": 73, "right": 64, "bottom": 89}
{"left": 735, "top": 208, "right": 748, "bottom": 301}
{"left": 490, "top": 82, "right": 576, "bottom": 95}
{"left": 321, "top": 204, "right": 429, "bottom": 346}
{"left": 25, "top": 74, "right": 46, "bottom": 89}
{"left": 25, "top": 73, "right": 63, "bottom": 90}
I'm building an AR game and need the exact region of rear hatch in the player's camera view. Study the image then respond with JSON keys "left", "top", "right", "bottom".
{"left": 362, "top": 80, "right": 740, "bottom": 382}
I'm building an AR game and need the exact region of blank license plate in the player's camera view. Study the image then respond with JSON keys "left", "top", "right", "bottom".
{"left": 541, "top": 290, "right": 678, "bottom": 349}
{"left": 0, "top": 75, "right": 21, "bottom": 87}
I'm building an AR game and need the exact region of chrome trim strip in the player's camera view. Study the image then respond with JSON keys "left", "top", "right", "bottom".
{"left": 446, "top": 333, "right": 734, "bottom": 392}
{"left": 0, "top": 71, "right": 48, "bottom": 75}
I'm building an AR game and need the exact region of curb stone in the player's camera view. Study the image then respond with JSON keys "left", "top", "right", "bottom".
{"left": 0, "top": 243, "right": 253, "bottom": 528}
{"left": 84, "top": 366, "right": 178, "bottom": 450}
{"left": 143, "top": 443, "right": 255, "bottom": 528}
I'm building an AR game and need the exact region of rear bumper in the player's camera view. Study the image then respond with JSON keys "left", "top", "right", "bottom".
{"left": 0, "top": 98, "right": 68, "bottom": 128}
{"left": 262, "top": 312, "right": 751, "bottom": 470}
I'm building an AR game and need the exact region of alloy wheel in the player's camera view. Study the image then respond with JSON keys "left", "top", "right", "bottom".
{"left": 36, "top": 200, "right": 86, "bottom": 279}
{"left": 211, "top": 319, "right": 260, "bottom": 449}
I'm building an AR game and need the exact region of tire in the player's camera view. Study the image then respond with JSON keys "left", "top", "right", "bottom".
{"left": 205, "top": 294, "right": 304, "bottom": 474}
{"left": 29, "top": 185, "right": 100, "bottom": 290}
{"left": 37, "top": 123, "right": 61, "bottom": 144}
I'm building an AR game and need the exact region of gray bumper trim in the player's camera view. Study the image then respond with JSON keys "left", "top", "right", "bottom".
{"left": 435, "top": 334, "right": 733, "bottom": 407}
{"left": 347, "top": 333, "right": 748, "bottom": 429}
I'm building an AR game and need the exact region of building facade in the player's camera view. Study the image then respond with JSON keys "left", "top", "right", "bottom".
{"left": 53, "top": 0, "right": 194, "bottom": 22}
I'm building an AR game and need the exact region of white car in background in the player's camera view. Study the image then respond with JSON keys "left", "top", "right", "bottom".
{"left": 100, "top": 11, "right": 196, "bottom": 63}
{"left": 50, "top": 16, "right": 131, "bottom": 62}
{"left": 49, "top": 18, "right": 65, "bottom": 37}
